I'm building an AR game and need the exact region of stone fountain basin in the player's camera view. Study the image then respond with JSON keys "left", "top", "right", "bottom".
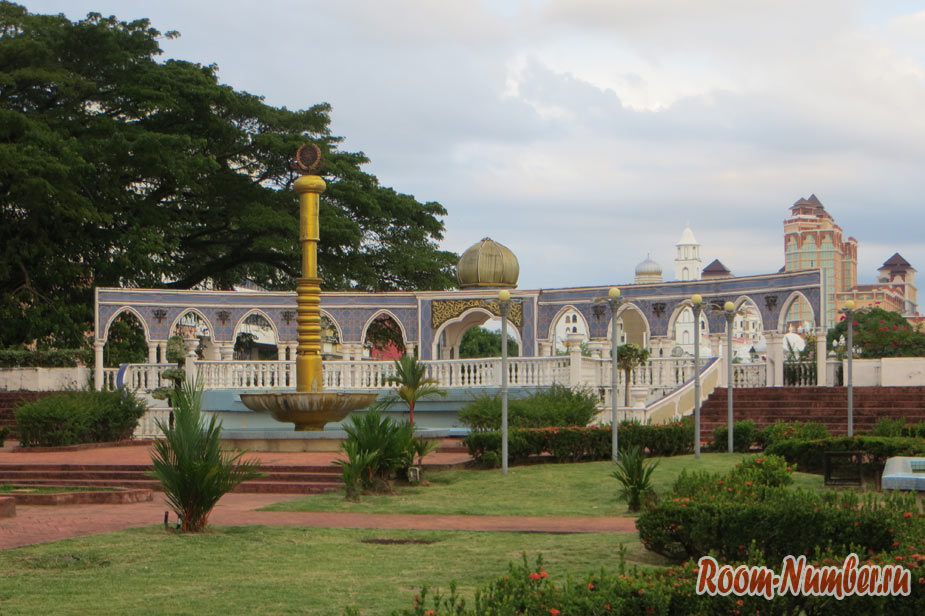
{"left": 239, "top": 391, "right": 378, "bottom": 431}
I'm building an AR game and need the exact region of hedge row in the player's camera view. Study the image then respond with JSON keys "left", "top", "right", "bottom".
{"left": 637, "top": 491, "right": 902, "bottom": 563}
{"left": 14, "top": 389, "right": 148, "bottom": 447}
{"left": 463, "top": 420, "right": 693, "bottom": 466}
{"left": 0, "top": 348, "right": 91, "bottom": 368}
{"left": 457, "top": 385, "right": 599, "bottom": 431}
{"left": 765, "top": 435, "right": 925, "bottom": 474}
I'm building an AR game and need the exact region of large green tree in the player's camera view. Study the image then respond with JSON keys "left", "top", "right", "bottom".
{"left": 0, "top": 2, "right": 457, "bottom": 348}
{"left": 826, "top": 306, "right": 925, "bottom": 358}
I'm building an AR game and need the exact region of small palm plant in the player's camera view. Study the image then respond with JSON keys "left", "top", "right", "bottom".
{"left": 611, "top": 446, "right": 659, "bottom": 513}
{"left": 150, "top": 378, "right": 262, "bottom": 532}
{"left": 388, "top": 355, "right": 447, "bottom": 426}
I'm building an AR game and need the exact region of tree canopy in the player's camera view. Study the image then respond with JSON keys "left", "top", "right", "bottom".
{"left": 459, "top": 326, "right": 519, "bottom": 358}
{"left": 0, "top": 2, "right": 458, "bottom": 348}
{"left": 826, "top": 307, "right": 925, "bottom": 358}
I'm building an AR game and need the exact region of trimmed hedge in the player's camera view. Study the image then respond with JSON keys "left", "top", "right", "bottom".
{"left": 0, "top": 348, "right": 91, "bottom": 368}
{"left": 463, "top": 419, "right": 693, "bottom": 466}
{"left": 14, "top": 389, "right": 148, "bottom": 447}
{"left": 765, "top": 435, "right": 925, "bottom": 474}
{"left": 637, "top": 490, "right": 900, "bottom": 563}
{"left": 458, "top": 385, "right": 599, "bottom": 431}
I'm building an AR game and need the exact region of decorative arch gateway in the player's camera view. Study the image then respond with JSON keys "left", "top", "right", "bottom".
{"left": 94, "top": 270, "right": 823, "bottom": 383}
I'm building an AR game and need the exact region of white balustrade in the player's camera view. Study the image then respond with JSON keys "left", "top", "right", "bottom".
{"left": 102, "top": 368, "right": 119, "bottom": 391}
{"left": 133, "top": 407, "right": 171, "bottom": 438}
{"left": 121, "top": 363, "right": 172, "bottom": 392}
{"left": 733, "top": 363, "right": 767, "bottom": 388}
{"left": 116, "top": 356, "right": 714, "bottom": 396}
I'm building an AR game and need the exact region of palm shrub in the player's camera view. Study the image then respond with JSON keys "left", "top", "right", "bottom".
{"left": 149, "top": 379, "right": 262, "bottom": 532}
{"left": 334, "top": 440, "right": 380, "bottom": 500}
{"left": 339, "top": 403, "right": 414, "bottom": 493}
{"left": 388, "top": 355, "right": 446, "bottom": 425}
{"left": 611, "top": 445, "right": 659, "bottom": 512}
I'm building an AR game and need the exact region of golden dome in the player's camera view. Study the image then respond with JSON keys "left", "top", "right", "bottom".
{"left": 456, "top": 237, "right": 519, "bottom": 289}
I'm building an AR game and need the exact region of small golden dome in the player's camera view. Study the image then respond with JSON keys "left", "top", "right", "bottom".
{"left": 456, "top": 237, "right": 519, "bottom": 289}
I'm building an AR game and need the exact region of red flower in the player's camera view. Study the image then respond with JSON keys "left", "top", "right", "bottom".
{"left": 588, "top": 583, "right": 595, "bottom": 590}
{"left": 549, "top": 610, "right": 560, "bottom": 616}
{"left": 426, "top": 611, "right": 435, "bottom": 616}
{"left": 540, "top": 571, "right": 549, "bottom": 579}
{"left": 529, "top": 572, "right": 541, "bottom": 581}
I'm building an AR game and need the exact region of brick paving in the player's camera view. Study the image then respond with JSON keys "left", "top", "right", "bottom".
{"left": 0, "top": 442, "right": 635, "bottom": 550}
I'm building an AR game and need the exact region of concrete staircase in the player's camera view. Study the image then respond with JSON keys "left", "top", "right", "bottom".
{"left": 700, "top": 386, "right": 925, "bottom": 437}
{"left": 0, "top": 463, "right": 344, "bottom": 494}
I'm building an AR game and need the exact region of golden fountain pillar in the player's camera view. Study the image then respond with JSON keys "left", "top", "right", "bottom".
{"left": 239, "top": 145, "right": 377, "bottom": 430}
{"left": 294, "top": 173, "right": 325, "bottom": 392}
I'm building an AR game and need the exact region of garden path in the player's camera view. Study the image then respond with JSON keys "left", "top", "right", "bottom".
{"left": 0, "top": 442, "right": 636, "bottom": 550}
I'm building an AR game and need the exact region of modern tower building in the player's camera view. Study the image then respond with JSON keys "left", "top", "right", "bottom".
{"left": 783, "top": 195, "right": 857, "bottom": 328}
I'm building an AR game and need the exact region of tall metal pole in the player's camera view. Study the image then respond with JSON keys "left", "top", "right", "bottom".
{"left": 692, "top": 294, "right": 703, "bottom": 459}
{"left": 499, "top": 289, "right": 511, "bottom": 475}
{"left": 845, "top": 300, "right": 855, "bottom": 437}
{"left": 724, "top": 302, "right": 735, "bottom": 454}
{"left": 609, "top": 287, "right": 621, "bottom": 461}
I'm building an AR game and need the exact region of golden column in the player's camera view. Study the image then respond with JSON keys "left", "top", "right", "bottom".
{"left": 294, "top": 172, "right": 325, "bottom": 392}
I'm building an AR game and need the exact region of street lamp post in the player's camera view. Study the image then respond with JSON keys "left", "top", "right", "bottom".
{"left": 498, "top": 289, "right": 511, "bottom": 475}
{"left": 724, "top": 301, "right": 736, "bottom": 454}
{"left": 608, "top": 288, "right": 622, "bottom": 461}
{"left": 842, "top": 300, "right": 855, "bottom": 437}
{"left": 692, "top": 294, "right": 703, "bottom": 458}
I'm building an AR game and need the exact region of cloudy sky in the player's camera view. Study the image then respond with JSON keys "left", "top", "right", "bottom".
{"left": 23, "top": 0, "right": 925, "bottom": 290}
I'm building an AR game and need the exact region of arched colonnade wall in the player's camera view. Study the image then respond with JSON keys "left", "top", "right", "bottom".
{"left": 94, "top": 270, "right": 823, "bottom": 363}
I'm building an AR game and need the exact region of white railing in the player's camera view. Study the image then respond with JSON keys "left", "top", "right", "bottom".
{"left": 322, "top": 356, "right": 571, "bottom": 390}
{"left": 121, "top": 363, "right": 172, "bottom": 391}
{"left": 582, "top": 357, "right": 698, "bottom": 399}
{"left": 733, "top": 362, "right": 768, "bottom": 388}
{"left": 102, "top": 368, "right": 119, "bottom": 391}
{"left": 197, "top": 361, "right": 293, "bottom": 389}
{"left": 117, "top": 356, "right": 710, "bottom": 395}
{"left": 133, "top": 407, "right": 170, "bottom": 438}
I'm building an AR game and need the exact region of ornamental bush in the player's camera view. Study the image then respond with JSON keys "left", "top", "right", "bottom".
{"left": 710, "top": 419, "right": 759, "bottom": 452}
{"left": 14, "top": 388, "right": 147, "bottom": 447}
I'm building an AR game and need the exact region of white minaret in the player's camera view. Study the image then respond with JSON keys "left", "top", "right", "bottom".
{"left": 675, "top": 223, "right": 702, "bottom": 281}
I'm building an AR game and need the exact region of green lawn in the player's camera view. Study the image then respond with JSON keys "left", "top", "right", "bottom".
{"left": 0, "top": 526, "right": 652, "bottom": 616}
{"left": 263, "top": 453, "right": 825, "bottom": 516}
